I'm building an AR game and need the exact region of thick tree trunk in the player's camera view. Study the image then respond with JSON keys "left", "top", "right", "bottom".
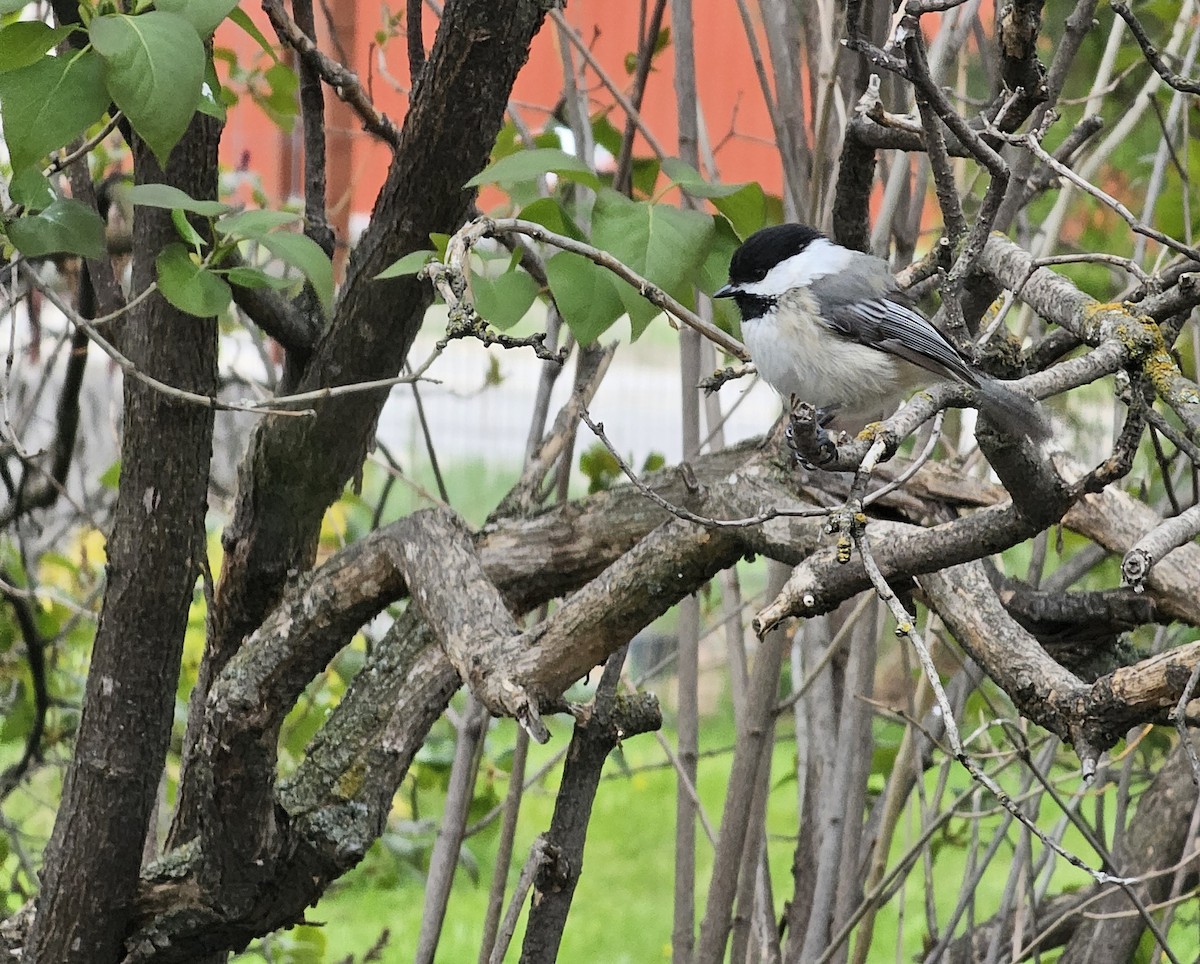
{"left": 26, "top": 117, "right": 220, "bottom": 964}
{"left": 171, "top": 0, "right": 550, "bottom": 848}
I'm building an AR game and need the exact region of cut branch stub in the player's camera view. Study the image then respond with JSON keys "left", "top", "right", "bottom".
{"left": 388, "top": 508, "right": 549, "bottom": 740}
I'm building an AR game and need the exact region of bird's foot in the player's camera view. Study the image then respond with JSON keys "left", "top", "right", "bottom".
{"left": 786, "top": 403, "right": 840, "bottom": 468}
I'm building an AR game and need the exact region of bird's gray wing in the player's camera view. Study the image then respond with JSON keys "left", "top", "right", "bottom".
{"left": 815, "top": 287, "right": 980, "bottom": 387}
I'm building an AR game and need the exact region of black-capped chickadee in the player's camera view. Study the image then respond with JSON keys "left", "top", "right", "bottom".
{"left": 714, "top": 224, "right": 1046, "bottom": 440}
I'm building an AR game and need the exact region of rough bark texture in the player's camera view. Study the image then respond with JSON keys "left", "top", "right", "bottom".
{"left": 25, "top": 118, "right": 220, "bottom": 963}
{"left": 171, "top": 0, "right": 550, "bottom": 846}
{"left": 519, "top": 655, "right": 662, "bottom": 963}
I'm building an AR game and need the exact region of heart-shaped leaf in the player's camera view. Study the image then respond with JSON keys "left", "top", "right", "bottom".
{"left": 0, "top": 22, "right": 77, "bottom": 74}
{"left": 544, "top": 252, "right": 624, "bottom": 344}
{"left": 155, "top": 243, "right": 233, "bottom": 317}
{"left": 6, "top": 198, "right": 106, "bottom": 259}
{"left": 156, "top": 0, "right": 240, "bottom": 38}
{"left": 466, "top": 147, "right": 601, "bottom": 190}
{"left": 0, "top": 51, "right": 109, "bottom": 172}
{"left": 127, "top": 183, "right": 231, "bottom": 216}
{"left": 591, "top": 188, "right": 714, "bottom": 338}
{"left": 90, "top": 12, "right": 204, "bottom": 166}
{"left": 470, "top": 268, "right": 539, "bottom": 331}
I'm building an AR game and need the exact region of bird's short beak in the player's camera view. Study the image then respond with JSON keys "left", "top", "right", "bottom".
{"left": 713, "top": 283, "right": 736, "bottom": 298}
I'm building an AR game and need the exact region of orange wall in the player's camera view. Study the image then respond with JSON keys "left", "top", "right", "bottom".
{"left": 215, "top": 4, "right": 782, "bottom": 237}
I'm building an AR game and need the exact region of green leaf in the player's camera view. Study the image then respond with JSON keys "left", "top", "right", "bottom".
{"left": 223, "top": 265, "right": 294, "bottom": 290}
{"left": 229, "top": 5, "right": 279, "bottom": 61}
{"left": 257, "top": 232, "right": 333, "bottom": 313}
{"left": 466, "top": 147, "right": 601, "bottom": 190}
{"left": 544, "top": 251, "right": 623, "bottom": 344}
{"left": 579, "top": 441, "right": 621, "bottom": 492}
{"left": 155, "top": 243, "right": 233, "bottom": 317}
{"left": 197, "top": 60, "right": 227, "bottom": 122}
{"left": 0, "top": 0, "right": 34, "bottom": 12}
{"left": 127, "top": 182, "right": 231, "bottom": 216}
{"left": 90, "top": 12, "right": 205, "bottom": 166}
{"left": 630, "top": 156, "right": 661, "bottom": 199}
{"left": 6, "top": 198, "right": 106, "bottom": 259}
{"left": 712, "top": 183, "right": 767, "bottom": 240}
{"left": 660, "top": 158, "right": 766, "bottom": 238}
{"left": 98, "top": 460, "right": 121, "bottom": 490}
{"left": 171, "top": 208, "right": 207, "bottom": 249}
{"left": 9, "top": 168, "right": 55, "bottom": 211}
{"left": 696, "top": 215, "right": 744, "bottom": 336}
{"left": 591, "top": 189, "right": 714, "bottom": 338}
{"left": 375, "top": 249, "right": 436, "bottom": 279}
{"left": 470, "top": 268, "right": 539, "bottom": 331}
{"left": 661, "top": 157, "right": 747, "bottom": 199}
{"left": 215, "top": 208, "right": 301, "bottom": 240}
{"left": 257, "top": 60, "right": 298, "bottom": 130}
{"left": 156, "top": 0, "right": 240, "bottom": 38}
{"left": 641, "top": 451, "right": 666, "bottom": 473}
{"left": 0, "top": 51, "right": 109, "bottom": 172}
{"left": 516, "top": 197, "right": 584, "bottom": 240}
{"left": 0, "top": 22, "right": 76, "bottom": 74}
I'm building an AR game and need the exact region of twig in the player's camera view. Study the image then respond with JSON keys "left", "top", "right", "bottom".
{"left": 263, "top": 0, "right": 402, "bottom": 148}
{"left": 612, "top": 0, "right": 668, "bottom": 195}
{"left": 414, "top": 697, "right": 488, "bottom": 964}
{"left": 406, "top": 0, "right": 425, "bottom": 88}
{"left": 47, "top": 113, "right": 122, "bottom": 175}
{"left": 0, "top": 570, "right": 48, "bottom": 799}
{"left": 497, "top": 347, "right": 614, "bottom": 516}
{"left": 910, "top": 32, "right": 967, "bottom": 242}
{"left": 487, "top": 835, "right": 549, "bottom": 964}
{"left": 476, "top": 726, "right": 528, "bottom": 964}
{"left": 18, "top": 263, "right": 296, "bottom": 415}
{"left": 580, "top": 409, "right": 827, "bottom": 527}
{"left": 1111, "top": 1, "right": 1200, "bottom": 95}
{"left": 862, "top": 412, "right": 944, "bottom": 508}
{"left": 291, "top": 0, "right": 336, "bottom": 258}
{"left": 546, "top": 10, "right": 668, "bottom": 159}
{"left": 520, "top": 649, "right": 661, "bottom": 962}
{"left": 854, "top": 527, "right": 1129, "bottom": 886}
{"left": 1005, "top": 124, "right": 1200, "bottom": 263}
{"left": 428, "top": 216, "right": 750, "bottom": 361}
{"left": 1032, "top": 252, "right": 1150, "bottom": 283}
{"left": 1121, "top": 503, "right": 1200, "bottom": 589}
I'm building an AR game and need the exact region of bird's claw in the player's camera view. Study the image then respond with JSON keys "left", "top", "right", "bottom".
{"left": 786, "top": 402, "right": 842, "bottom": 467}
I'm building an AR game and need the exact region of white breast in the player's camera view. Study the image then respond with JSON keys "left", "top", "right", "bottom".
{"left": 743, "top": 289, "right": 907, "bottom": 417}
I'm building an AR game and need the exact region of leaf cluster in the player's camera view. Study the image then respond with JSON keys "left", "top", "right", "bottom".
{"left": 380, "top": 137, "right": 769, "bottom": 345}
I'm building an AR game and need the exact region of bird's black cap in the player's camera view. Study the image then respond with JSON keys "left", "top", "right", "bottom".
{"left": 726, "top": 223, "right": 825, "bottom": 287}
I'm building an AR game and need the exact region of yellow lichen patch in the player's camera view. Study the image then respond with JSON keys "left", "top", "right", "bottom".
{"left": 335, "top": 760, "right": 368, "bottom": 799}
{"left": 1079, "top": 300, "right": 1130, "bottom": 342}
{"left": 856, "top": 421, "right": 884, "bottom": 441}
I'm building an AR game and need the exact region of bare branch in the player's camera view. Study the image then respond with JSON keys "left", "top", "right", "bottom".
{"left": 427, "top": 217, "right": 750, "bottom": 361}
{"left": 263, "top": 0, "right": 402, "bottom": 148}
{"left": 1121, "top": 503, "right": 1200, "bottom": 589}
{"left": 1111, "top": 0, "right": 1200, "bottom": 95}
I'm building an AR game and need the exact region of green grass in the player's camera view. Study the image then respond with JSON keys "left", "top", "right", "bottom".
{"left": 237, "top": 702, "right": 1200, "bottom": 964}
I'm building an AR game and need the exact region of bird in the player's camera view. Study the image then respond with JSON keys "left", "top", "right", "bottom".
{"left": 713, "top": 223, "right": 1046, "bottom": 442}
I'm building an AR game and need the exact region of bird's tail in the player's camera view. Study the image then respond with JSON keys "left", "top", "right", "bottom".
{"left": 972, "top": 378, "right": 1050, "bottom": 443}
